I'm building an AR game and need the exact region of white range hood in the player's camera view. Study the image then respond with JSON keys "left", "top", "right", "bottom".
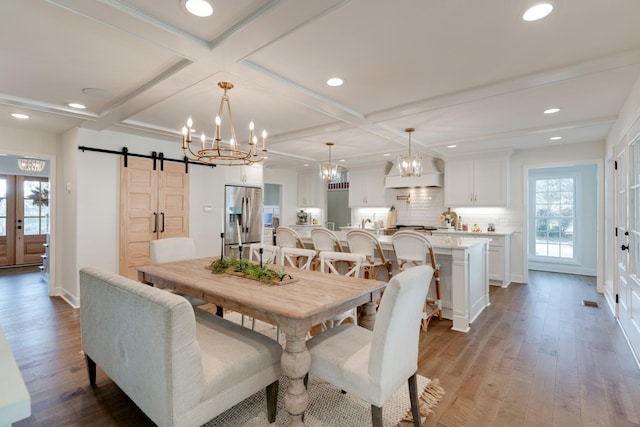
{"left": 384, "top": 157, "right": 444, "bottom": 188}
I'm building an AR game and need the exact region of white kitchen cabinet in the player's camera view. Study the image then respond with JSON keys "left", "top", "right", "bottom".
{"left": 297, "top": 172, "right": 322, "bottom": 207}
{"left": 431, "top": 230, "right": 511, "bottom": 287}
{"left": 225, "top": 163, "right": 263, "bottom": 186}
{"left": 348, "top": 168, "right": 388, "bottom": 207}
{"left": 445, "top": 158, "right": 508, "bottom": 207}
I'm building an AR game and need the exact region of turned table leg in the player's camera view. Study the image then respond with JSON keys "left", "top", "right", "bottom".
{"left": 282, "top": 333, "right": 311, "bottom": 426}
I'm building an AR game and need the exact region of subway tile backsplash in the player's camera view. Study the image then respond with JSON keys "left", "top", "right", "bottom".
{"left": 352, "top": 187, "right": 521, "bottom": 232}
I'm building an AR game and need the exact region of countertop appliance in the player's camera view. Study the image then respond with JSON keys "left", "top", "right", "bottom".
{"left": 224, "top": 185, "right": 263, "bottom": 256}
{"left": 296, "top": 210, "right": 309, "bottom": 225}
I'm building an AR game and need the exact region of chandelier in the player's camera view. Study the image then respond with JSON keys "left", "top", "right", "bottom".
{"left": 181, "top": 82, "right": 267, "bottom": 166}
{"left": 17, "top": 158, "right": 46, "bottom": 173}
{"left": 398, "top": 128, "right": 423, "bottom": 177}
{"left": 320, "top": 142, "right": 339, "bottom": 182}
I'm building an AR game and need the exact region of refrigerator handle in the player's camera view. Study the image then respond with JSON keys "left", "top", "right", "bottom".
{"left": 246, "top": 197, "right": 251, "bottom": 233}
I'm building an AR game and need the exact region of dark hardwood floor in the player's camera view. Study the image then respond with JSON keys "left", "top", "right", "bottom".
{"left": 1, "top": 268, "right": 639, "bottom": 426}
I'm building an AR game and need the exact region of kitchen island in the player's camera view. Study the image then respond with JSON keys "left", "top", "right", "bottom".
{"left": 300, "top": 231, "right": 491, "bottom": 333}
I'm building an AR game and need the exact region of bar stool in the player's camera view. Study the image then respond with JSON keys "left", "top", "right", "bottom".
{"left": 346, "top": 229, "right": 393, "bottom": 281}
{"left": 392, "top": 230, "right": 442, "bottom": 331}
{"left": 310, "top": 227, "right": 344, "bottom": 270}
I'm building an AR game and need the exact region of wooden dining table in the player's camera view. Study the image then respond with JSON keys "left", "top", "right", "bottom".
{"left": 136, "top": 257, "right": 386, "bottom": 426}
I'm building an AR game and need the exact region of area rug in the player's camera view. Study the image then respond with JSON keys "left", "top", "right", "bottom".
{"left": 202, "top": 375, "right": 444, "bottom": 427}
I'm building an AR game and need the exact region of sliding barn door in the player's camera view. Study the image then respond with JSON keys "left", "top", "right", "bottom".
{"left": 119, "top": 158, "right": 189, "bottom": 280}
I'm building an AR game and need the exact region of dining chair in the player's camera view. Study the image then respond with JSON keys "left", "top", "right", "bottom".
{"left": 269, "top": 246, "right": 317, "bottom": 342}
{"left": 150, "top": 236, "right": 196, "bottom": 264}
{"left": 392, "top": 230, "right": 442, "bottom": 331}
{"left": 346, "top": 229, "right": 393, "bottom": 281}
{"left": 306, "top": 265, "right": 434, "bottom": 427}
{"left": 318, "top": 251, "right": 366, "bottom": 330}
{"left": 278, "top": 246, "right": 316, "bottom": 270}
{"left": 248, "top": 243, "right": 279, "bottom": 265}
{"left": 150, "top": 237, "right": 206, "bottom": 307}
{"left": 242, "top": 243, "right": 280, "bottom": 330}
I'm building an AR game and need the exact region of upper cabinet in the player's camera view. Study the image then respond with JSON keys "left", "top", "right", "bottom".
{"left": 349, "top": 167, "right": 388, "bottom": 207}
{"left": 297, "top": 172, "right": 323, "bottom": 207}
{"left": 445, "top": 157, "right": 509, "bottom": 207}
{"left": 225, "top": 163, "right": 263, "bottom": 186}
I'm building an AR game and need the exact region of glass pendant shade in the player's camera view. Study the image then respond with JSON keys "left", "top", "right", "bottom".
{"left": 398, "top": 128, "right": 422, "bottom": 177}
{"left": 320, "top": 142, "right": 339, "bottom": 182}
{"left": 17, "top": 158, "right": 46, "bottom": 173}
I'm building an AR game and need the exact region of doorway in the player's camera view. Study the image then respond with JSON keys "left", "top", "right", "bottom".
{"left": 0, "top": 175, "right": 49, "bottom": 266}
{"left": 527, "top": 164, "right": 598, "bottom": 276}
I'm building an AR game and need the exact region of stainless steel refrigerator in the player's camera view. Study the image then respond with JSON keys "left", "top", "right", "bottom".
{"left": 224, "top": 185, "right": 263, "bottom": 257}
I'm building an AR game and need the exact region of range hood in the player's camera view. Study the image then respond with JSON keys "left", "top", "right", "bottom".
{"left": 384, "top": 157, "right": 444, "bottom": 188}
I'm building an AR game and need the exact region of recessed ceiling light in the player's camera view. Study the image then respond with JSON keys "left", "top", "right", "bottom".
{"left": 326, "top": 77, "right": 344, "bottom": 87}
{"left": 182, "top": 0, "right": 214, "bottom": 17}
{"left": 523, "top": 3, "right": 554, "bottom": 21}
{"left": 544, "top": 107, "right": 560, "bottom": 114}
{"left": 448, "top": 145, "right": 457, "bottom": 148}
{"left": 339, "top": 159, "right": 345, "bottom": 162}
{"left": 383, "top": 153, "right": 391, "bottom": 157}
{"left": 67, "top": 102, "right": 86, "bottom": 109}
{"left": 11, "top": 113, "right": 29, "bottom": 119}
{"left": 549, "top": 136, "right": 562, "bottom": 140}
{"left": 303, "top": 163, "right": 309, "bottom": 167}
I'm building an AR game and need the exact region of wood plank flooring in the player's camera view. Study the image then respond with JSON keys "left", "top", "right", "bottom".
{"left": 1, "top": 268, "right": 639, "bottom": 426}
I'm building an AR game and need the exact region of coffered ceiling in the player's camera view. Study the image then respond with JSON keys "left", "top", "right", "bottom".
{"left": 2, "top": 0, "right": 640, "bottom": 170}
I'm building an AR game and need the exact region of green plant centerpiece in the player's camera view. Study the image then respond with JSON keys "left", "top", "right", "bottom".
{"left": 209, "top": 255, "right": 292, "bottom": 285}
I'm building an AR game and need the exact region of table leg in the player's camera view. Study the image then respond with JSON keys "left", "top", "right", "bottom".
{"left": 358, "top": 301, "right": 377, "bottom": 330}
{"left": 282, "top": 333, "right": 311, "bottom": 426}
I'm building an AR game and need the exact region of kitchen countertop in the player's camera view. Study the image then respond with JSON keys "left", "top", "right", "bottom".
{"left": 302, "top": 230, "right": 492, "bottom": 250}
{"left": 431, "top": 229, "right": 513, "bottom": 236}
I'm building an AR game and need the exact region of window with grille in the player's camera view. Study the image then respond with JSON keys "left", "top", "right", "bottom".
{"left": 532, "top": 175, "right": 576, "bottom": 259}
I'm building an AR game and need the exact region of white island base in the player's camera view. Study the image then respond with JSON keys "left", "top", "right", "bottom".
{"left": 432, "top": 238, "right": 490, "bottom": 332}
{"left": 299, "top": 231, "right": 491, "bottom": 333}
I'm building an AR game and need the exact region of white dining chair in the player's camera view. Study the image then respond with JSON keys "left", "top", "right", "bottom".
{"left": 306, "top": 265, "right": 434, "bottom": 427}
{"left": 319, "top": 251, "right": 366, "bottom": 330}
{"left": 278, "top": 246, "right": 316, "bottom": 270}
{"left": 242, "top": 244, "right": 280, "bottom": 330}
{"left": 150, "top": 237, "right": 206, "bottom": 307}
{"left": 150, "top": 237, "right": 196, "bottom": 264}
{"left": 346, "top": 229, "right": 393, "bottom": 281}
{"left": 392, "top": 230, "right": 442, "bottom": 331}
{"left": 270, "top": 246, "right": 317, "bottom": 342}
{"left": 248, "top": 243, "right": 279, "bottom": 265}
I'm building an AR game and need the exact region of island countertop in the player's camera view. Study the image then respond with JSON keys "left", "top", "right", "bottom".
{"left": 300, "top": 230, "right": 492, "bottom": 251}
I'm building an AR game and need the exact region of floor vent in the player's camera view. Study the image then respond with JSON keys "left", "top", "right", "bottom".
{"left": 582, "top": 300, "right": 599, "bottom": 308}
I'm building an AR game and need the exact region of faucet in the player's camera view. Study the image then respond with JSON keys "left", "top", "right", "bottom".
{"left": 361, "top": 218, "right": 372, "bottom": 229}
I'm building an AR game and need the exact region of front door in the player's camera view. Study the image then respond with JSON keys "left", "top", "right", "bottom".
{"left": 0, "top": 175, "right": 48, "bottom": 266}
